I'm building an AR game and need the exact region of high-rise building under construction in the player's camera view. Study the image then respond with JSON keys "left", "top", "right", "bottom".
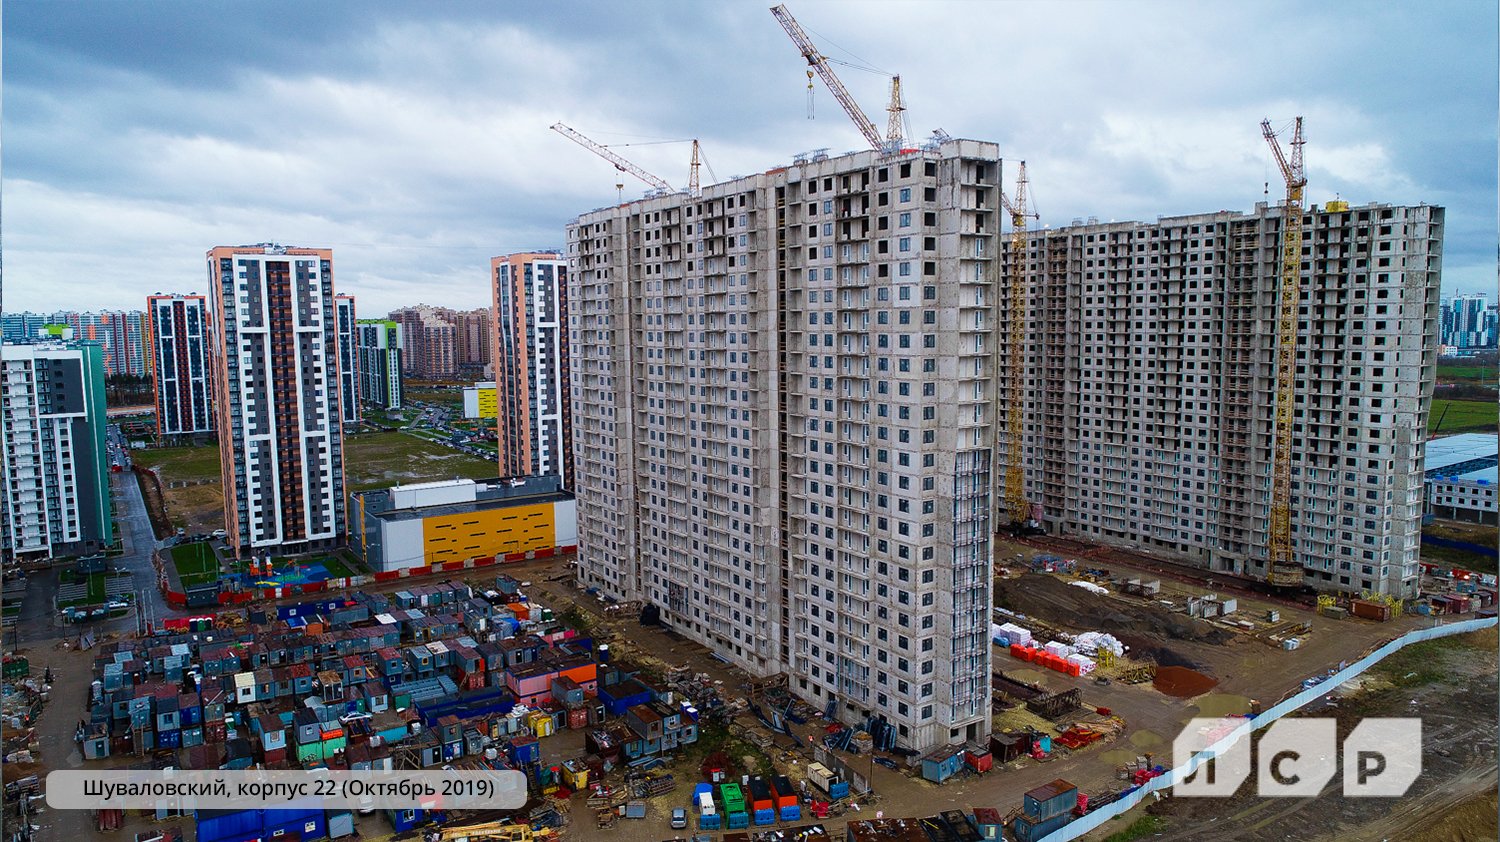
{"left": 569, "top": 140, "right": 1001, "bottom": 750}
{"left": 1002, "top": 203, "right": 1442, "bottom": 598}
{"left": 566, "top": 136, "right": 1442, "bottom": 749}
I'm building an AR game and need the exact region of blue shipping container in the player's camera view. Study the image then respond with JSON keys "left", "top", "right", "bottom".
{"left": 780, "top": 805, "right": 802, "bottom": 822}
{"left": 195, "top": 809, "right": 262, "bottom": 842}
{"left": 727, "top": 811, "right": 750, "bottom": 830}
{"left": 753, "top": 808, "right": 776, "bottom": 826}
{"left": 266, "top": 808, "right": 327, "bottom": 841}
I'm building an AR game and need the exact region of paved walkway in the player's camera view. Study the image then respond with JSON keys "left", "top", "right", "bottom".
{"left": 15, "top": 471, "right": 183, "bottom": 645}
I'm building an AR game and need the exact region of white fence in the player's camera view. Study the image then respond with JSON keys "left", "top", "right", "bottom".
{"left": 1037, "top": 615, "right": 1498, "bottom": 842}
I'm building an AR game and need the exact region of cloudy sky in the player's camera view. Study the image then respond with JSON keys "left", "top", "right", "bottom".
{"left": 5, "top": 0, "right": 1495, "bottom": 316}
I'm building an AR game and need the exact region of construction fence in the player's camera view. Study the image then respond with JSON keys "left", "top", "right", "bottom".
{"left": 814, "top": 745, "right": 873, "bottom": 796}
{"left": 159, "top": 545, "right": 576, "bottom": 609}
{"left": 1037, "top": 614, "right": 1500, "bottom": 842}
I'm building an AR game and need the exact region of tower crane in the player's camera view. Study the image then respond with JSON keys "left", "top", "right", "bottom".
{"left": 550, "top": 122, "right": 673, "bottom": 194}
{"left": 885, "top": 76, "right": 906, "bottom": 146}
{"left": 1000, "top": 162, "right": 1041, "bottom": 533}
{"left": 770, "top": 4, "right": 888, "bottom": 151}
{"left": 1261, "top": 117, "right": 1306, "bottom": 589}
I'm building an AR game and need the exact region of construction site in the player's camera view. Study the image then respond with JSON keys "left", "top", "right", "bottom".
{"left": 2, "top": 4, "right": 1493, "bottom": 842}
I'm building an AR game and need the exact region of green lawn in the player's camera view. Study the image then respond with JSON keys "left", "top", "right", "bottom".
{"left": 1437, "top": 363, "right": 1497, "bottom": 385}
{"left": 58, "top": 572, "right": 109, "bottom": 608}
{"left": 170, "top": 541, "right": 221, "bottom": 587}
{"left": 344, "top": 430, "right": 497, "bottom": 493}
{"left": 143, "top": 444, "right": 223, "bottom": 483}
{"left": 1429, "top": 399, "right": 1497, "bottom": 435}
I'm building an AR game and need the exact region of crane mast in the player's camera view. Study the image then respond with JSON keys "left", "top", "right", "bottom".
{"left": 1261, "top": 117, "right": 1306, "bottom": 588}
{"left": 1000, "top": 163, "right": 1034, "bottom": 528}
{"left": 886, "top": 76, "right": 905, "bottom": 146}
{"left": 550, "top": 122, "right": 674, "bottom": 193}
{"left": 690, "top": 139, "right": 702, "bottom": 197}
{"left": 770, "top": 4, "right": 885, "bottom": 151}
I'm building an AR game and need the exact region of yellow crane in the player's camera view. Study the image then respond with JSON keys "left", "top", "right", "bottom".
{"left": 1000, "top": 162, "right": 1040, "bottom": 532}
{"left": 1261, "top": 117, "right": 1306, "bottom": 588}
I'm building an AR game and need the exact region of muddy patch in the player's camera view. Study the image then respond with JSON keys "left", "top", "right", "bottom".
{"left": 1154, "top": 665, "right": 1219, "bottom": 698}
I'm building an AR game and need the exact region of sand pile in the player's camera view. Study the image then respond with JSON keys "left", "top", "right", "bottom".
{"left": 1153, "top": 666, "right": 1218, "bottom": 698}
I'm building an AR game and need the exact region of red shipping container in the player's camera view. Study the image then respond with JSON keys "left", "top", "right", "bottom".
{"left": 964, "top": 749, "right": 993, "bottom": 773}
{"left": 568, "top": 708, "right": 589, "bottom": 730}
{"left": 1067, "top": 663, "right": 1082, "bottom": 677}
{"left": 262, "top": 747, "right": 286, "bottom": 765}
{"left": 1009, "top": 644, "right": 1028, "bottom": 660}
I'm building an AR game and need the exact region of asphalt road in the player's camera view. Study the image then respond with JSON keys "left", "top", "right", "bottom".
{"left": 13, "top": 469, "right": 179, "bottom": 645}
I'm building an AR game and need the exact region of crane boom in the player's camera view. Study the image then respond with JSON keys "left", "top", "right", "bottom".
{"left": 550, "top": 122, "right": 673, "bottom": 193}
{"left": 1000, "top": 163, "right": 1033, "bottom": 526}
{"left": 770, "top": 4, "right": 884, "bottom": 151}
{"left": 1261, "top": 117, "right": 1306, "bottom": 589}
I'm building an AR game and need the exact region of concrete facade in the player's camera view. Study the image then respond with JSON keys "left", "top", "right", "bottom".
{"left": 1003, "top": 203, "right": 1443, "bottom": 597}
{"left": 491, "top": 253, "right": 572, "bottom": 489}
{"left": 0, "top": 341, "right": 113, "bottom": 560}
{"left": 568, "top": 140, "right": 1001, "bottom": 750}
{"left": 1427, "top": 467, "right": 1498, "bottom": 525}
{"left": 208, "top": 244, "right": 347, "bottom": 557}
{"left": 147, "top": 294, "right": 216, "bottom": 440}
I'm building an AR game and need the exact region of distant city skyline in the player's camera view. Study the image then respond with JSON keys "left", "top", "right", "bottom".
{"left": 5, "top": 1, "right": 1495, "bottom": 314}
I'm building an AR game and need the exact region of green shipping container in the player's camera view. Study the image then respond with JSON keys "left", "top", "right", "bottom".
{"left": 297, "top": 740, "right": 323, "bottom": 764}
{"left": 321, "top": 736, "right": 347, "bottom": 759}
{"left": 718, "top": 783, "right": 744, "bottom": 815}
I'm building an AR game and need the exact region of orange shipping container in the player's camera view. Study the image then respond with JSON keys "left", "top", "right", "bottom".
{"left": 558, "top": 662, "right": 598, "bottom": 687}
{"left": 507, "top": 603, "right": 531, "bottom": 621}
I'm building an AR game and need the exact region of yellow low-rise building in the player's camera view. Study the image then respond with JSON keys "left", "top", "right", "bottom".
{"left": 349, "top": 476, "right": 576, "bottom": 572}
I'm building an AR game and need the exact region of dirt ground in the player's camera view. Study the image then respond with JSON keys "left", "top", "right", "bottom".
{"left": 14, "top": 551, "right": 1493, "bottom": 842}
{"left": 1103, "top": 629, "right": 1498, "bottom": 842}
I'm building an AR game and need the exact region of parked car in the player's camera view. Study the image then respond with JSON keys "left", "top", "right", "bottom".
{"left": 670, "top": 808, "right": 688, "bottom": 829}
{"left": 106, "top": 600, "right": 130, "bottom": 612}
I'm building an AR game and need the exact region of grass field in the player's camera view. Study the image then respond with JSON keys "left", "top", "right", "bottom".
{"left": 1437, "top": 363, "right": 1497, "bottom": 385}
{"left": 170, "top": 541, "right": 221, "bottom": 587}
{"left": 58, "top": 572, "right": 109, "bottom": 607}
{"left": 143, "top": 444, "right": 223, "bottom": 482}
{"left": 344, "top": 430, "right": 497, "bottom": 492}
{"left": 1429, "top": 399, "right": 1497, "bottom": 435}
{"left": 145, "top": 444, "right": 226, "bottom": 533}
{"left": 405, "top": 385, "right": 465, "bottom": 410}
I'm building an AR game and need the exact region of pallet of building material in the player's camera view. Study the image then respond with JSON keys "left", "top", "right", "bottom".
{"left": 1025, "top": 688, "right": 1082, "bottom": 719}
{"left": 992, "top": 673, "right": 1045, "bottom": 703}
{"left": 1116, "top": 659, "right": 1157, "bottom": 684}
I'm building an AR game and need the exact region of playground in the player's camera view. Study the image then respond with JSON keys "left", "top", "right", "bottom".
{"left": 227, "top": 557, "right": 340, "bottom": 588}
{"left": 166, "top": 544, "right": 361, "bottom": 590}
